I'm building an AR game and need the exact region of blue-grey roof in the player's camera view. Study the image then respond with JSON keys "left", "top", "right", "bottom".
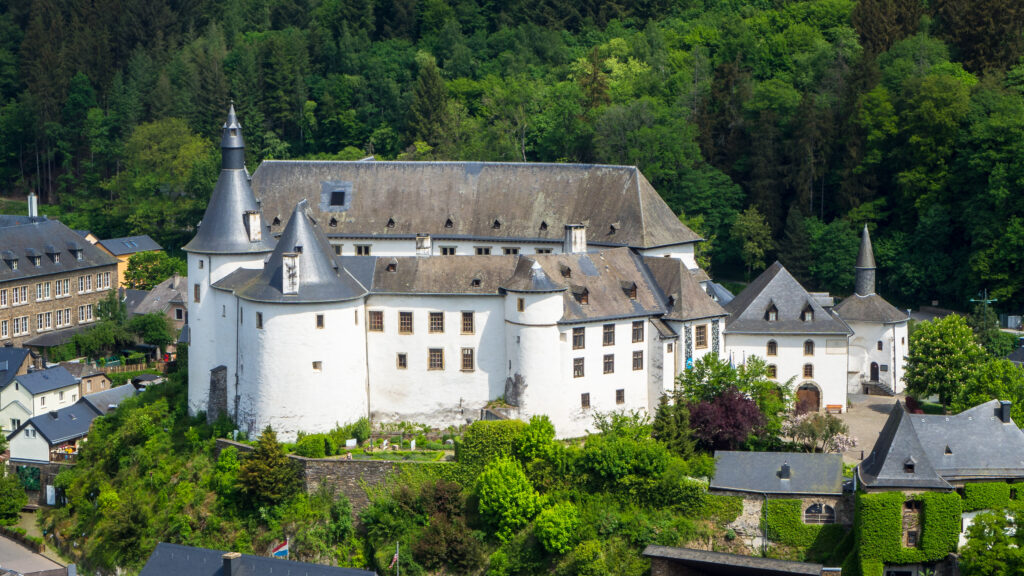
{"left": 706, "top": 282, "right": 735, "bottom": 306}
{"left": 643, "top": 546, "right": 825, "bottom": 575}
{"left": 711, "top": 451, "right": 845, "bottom": 495}
{"left": 724, "top": 262, "right": 851, "bottom": 335}
{"left": 10, "top": 401, "right": 100, "bottom": 445}
{"left": 82, "top": 384, "right": 136, "bottom": 415}
{"left": 184, "top": 107, "right": 276, "bottom": 256}
{"left": 0, "top": 218, "right": 117, "bottom": 283}
{"left": 0, "top": 215, "right": 48, "bottom": 227}
{"left": 1008, "top": 347, "right": 1024, "bottom": 366}
{"left": 232, "top": 200, "right": 367, "bottom": 303}
{"left": 15, "top": 366, "right": 78, "bottom": 395}
{"left": 98, "top": 235, "right": 163, "bottom": 256}
{"left": 859, "top": 400, "right": 1024, "bottom": 489}
{"left": 0, "top": 347, "right": 31, "bottom": 391}
{"left": 501, "top": 258, "right": 567, "bottom": 293}
{"left": 644, "top": 257, "right": 727, "bottom": 321}
{"left": 141, "top": 542, "right": 374, "bottom": 576}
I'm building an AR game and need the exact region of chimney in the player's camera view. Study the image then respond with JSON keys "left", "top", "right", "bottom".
{"left": 563, "top": 224, "right": 586, "bottom": 254}
{"left": 244, "top": 211, "right": 262, "bottom": 243}
{"left": 281, "top": 252, "right": 300, "bottom": 295}
{"left": 415, "top": 234, "right": 432, "bottom": 257}
{"left": 780, "top": 462, "right": 791, "bottom": 479}
{"left": 222, "top": 552, "right": 241, "bottom": 576}
{"left": 27, "top": 193, "right": 38, "bottom": 218}
{"left": 1000, "top": 400, "right": 1012, "bottom": 423}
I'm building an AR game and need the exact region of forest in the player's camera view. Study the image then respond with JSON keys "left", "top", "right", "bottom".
{"left": 1, "top": 0, "right": 1024, "bottom": 309}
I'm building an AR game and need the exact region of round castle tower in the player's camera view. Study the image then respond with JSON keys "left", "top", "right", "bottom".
{"left": 183, "top": 105, "right": 276, "bottom": 419}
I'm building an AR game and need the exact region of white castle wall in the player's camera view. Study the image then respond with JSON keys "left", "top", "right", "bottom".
{"left": 235, "top": 299, "right": 368, "bottom": 442}
{"left": 726, "top": 333, "right": 849, "bottom": 412}
{"left": 846, "top": 320, "right": 909, "bottom": 394}
{"left": 639, "top": 244, "right": 698, "bottom": 269}
{"left": 364, "top": 294, "right": 505, "bottom": 428}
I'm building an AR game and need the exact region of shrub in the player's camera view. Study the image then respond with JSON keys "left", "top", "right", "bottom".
{"left": 654, "top": 459, "right": 707, "bottom": 514}
{"left": 516, "top": 415, "right": 556, "bottom": 461}
{"left": 535, "top": 502, "right": 580, "bottom": 554}
{"left": 0, "top": 472, "right": 27, "bottom": 525}
{"left": 413, "top": 515, "right": 485, "bottom": 572}
{"left": 476, "top": 456, "right": 541, "bottom": 541}
{"left": 457, "top": 420, "right": 527, "bottom": 477}
{"left": 580, "top": 434, "right": 669, "bottom": 500}
{"left": 293, "top": 434, "right": 329, "bottom": 458}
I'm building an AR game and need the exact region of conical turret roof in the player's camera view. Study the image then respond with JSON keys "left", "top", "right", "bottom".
{"left": 856, "top": 224, "right": 876, "bottom": 269}
{"left": 237, "top": 200, "right": 366, "bottom": 303}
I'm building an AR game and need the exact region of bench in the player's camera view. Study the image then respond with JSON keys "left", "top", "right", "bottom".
{"left": 825, "top": 404, "right": 843, "bottom": 414}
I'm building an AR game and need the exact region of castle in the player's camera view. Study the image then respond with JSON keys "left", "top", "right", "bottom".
{"left": 185, "top": 107, "right": 906, "bottom": 440}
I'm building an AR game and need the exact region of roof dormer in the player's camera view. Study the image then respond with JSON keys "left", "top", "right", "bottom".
{"left": 765, "top": 302, "right": 778, "bottom": 322}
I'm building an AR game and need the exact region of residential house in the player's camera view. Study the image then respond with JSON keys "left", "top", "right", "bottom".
{"left": 0, "top": 366, "right": 80, "bottom": 435}
{"left": 97, "top": 234, "right": 163, "bottom": 288}
{"left": 5, "top": 384, "right": 136, "bottom": 464}
{"left": 126, "top": 273, "right": 187, "bottom": 354}
{"left": 0, "top": 211, "right": 118, "bottom": 349}
{"left": 0, "top": 346, "right": 32, "bottom": 434}
{"left": 141, "top": 542, "right": 374, "bottom": 576}
{"left": 59, "top": 361, "right": 112, "bottom": 396}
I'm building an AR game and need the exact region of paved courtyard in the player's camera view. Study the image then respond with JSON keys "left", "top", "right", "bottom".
{"left": 837, "top": 393, "right": 902, "bottom": 465}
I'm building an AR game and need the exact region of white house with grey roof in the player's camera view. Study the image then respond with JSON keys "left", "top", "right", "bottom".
{"left": 185, "top": 107, "right": 728, "bottom": 440}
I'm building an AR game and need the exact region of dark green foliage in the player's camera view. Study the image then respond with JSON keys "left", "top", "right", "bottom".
{"left": 534, "top": 502, "right": 580, "bottom": 554}
{"left": 516, "top": 415, "right": 556, "bottom": 461}
{"left": 962, "top": 482, "right": 1013, "bottom": 512}
{"left": 763, "top": 499, "right": 848, "bottom": 550}
{"left": 960, "top": 502, "right": 1024, "bottom": 576}
{"left": 855, "top": 491, "right": 962, "bottom": 566}
{"left": 124, "top": 251, "right": 187, "bottom": 290}
{"left": 128, "top": 313, "right": 175, "bottom": 352}
{"left": 700, "top": 494, "right": 744, "bottom": 523}
{"left": 455, "top": 419, "right": 527, "bottom": 477}
{"left": 651, "top": 394, "right": 695, "bottom": 458}
{"left": 905, "top": 315, "right": 987, "bottom": 405}
{"left": 237, "top": 426, "right": 303, "bottom": 508}
{"left": 476, "top": 456, "right": 540, "bottom": 541}
{"left": 0, "top": 472, "right": 27, "bottom": 525}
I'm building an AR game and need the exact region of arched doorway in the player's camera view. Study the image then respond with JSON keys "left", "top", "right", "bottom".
{"left": 797, "top": 384, "right": 821, "bottom": 414}
{"left": 870, "top": 362, "right": 880, "bottom": 382}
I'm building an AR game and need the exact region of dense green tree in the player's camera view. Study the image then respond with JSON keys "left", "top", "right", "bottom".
{"left": 128, "top": 313, "right": 174, "bottom": 353}
{"left": 960, "top": 504, "right": 1024, "bottom": 576}
{"left": 124, "top": 251, "right": 187, "bottom": 290}
{"left": 905, "top": 315, "right": 988, "bottom": 405}
{"left": 651, "top": 394, "right": 696, "bottom": 459}
{"left": 475, "top": 456, "right": 540, "bottom": 541}
{"left": 408, "top": 53, "right": 449, "bottom": 147}
{"left": 0, "top": 471, "right": 27, "bottom": 525}
{"left": 237, "top": 426, "right": 303, "bottom": 508}
{"left": 731, "top": 205, "right": 774, "bottom": 279}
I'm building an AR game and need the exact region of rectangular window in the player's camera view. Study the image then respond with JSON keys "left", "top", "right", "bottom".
{"left": 581, "top": 393, "right": 590, "bottom": 409}
{"left": 0, "top": 289, "right": 5, "bottom": 307}
{"left": 333, "top": 245, "right": 342, "bottom": 255}
{"left": 441, "top": 246, "right": 456, "bottom": 255}
{"left": 633, "top": 350, "right": 644, "bottom": 371}
{"left": 87, "top": 304, "right": 93, "bottom": 321}
{"left": 64, "top": 308, "right": 70, "bottom": 326}
{"left": 877, "top": 340, "right": 884, "bottom": 351}
{"left": 36, "top": 314, "right": 43, "bottom": 331}
{"left": 503, "top": 247, "right": 519, "bottom": 255}
{"left": 40, "top": 396, "right": 45, "bottom": 407}
{"left": 58, "top": 391, "right": 64, "bottom": 401}
{"left": 397, "top": 353, "right": 408, "bottom": 369}
{"left": 312, "top": 361, "right": 322, "bottom": 373}
{"left": 256, "top": 312, "right": 263, "bottom": 329}
{"left": 53, "top": 252, "right": 60, "bottom": 263}
{"left": 475, "top": 247, "right": 491, "bottom": 255}
{"left": 461, "top": 348, "right": 475, "bottom": 371}
{"left": 604, "top": 354, "right": 614, "bottom": 374}
{"left": 86, "top": 275, "right": 92, "bottom": 291}
{"left": 45, "top": 312, "right": 51, "bottom": 329}
{"left": 35, "top": 283, "right": 42, "bottom": 301}
{"left": 616, "top": 389, "right": 625, "bottom": 405}
{"left": 429, "top": 348, "right": 444, "bottom": 370}
{"left": 573, "top": 357, "right": 584, "bottom": 378}
{"left": 429, "top": 312, "right": 444, "bottom": 333}
{"left": 517, "top": 298, "right": 525, "bottom": 312}
{"left": 632, "top": 320, "right": 644, "bottom": 343}
{"left": 461, "top": 312, "right": 474, "bottom": 334}
{"left": 804, "top": 364, "right": 814, "bottom": 378}
{"left": 57, "top": 309, "right": 63, "bottom": 327}
{"left": 906, "top": 530, "right": 918, "bottom": 547}
{"left": 535, "top": 248, "right": 553, "bottom": 254}
{"left": 175, "top": 308, "right": 184, "bottom": 320}
{"left": 194, "top": 284, "right": 200, "bottom": 303}
{"left": 603, "top": 324, "right": 615, "bottom": 346}
{"left": 572, "top": 327, "right": 585, "bottom": 349}
{"left": 399, "top": 311, "right": 413, "bottom": 334}
{"left": 316, "top": 314, "right": 325, "bottom": 329}
{"left": 369, "top": 311, "right": 384, "bottom": 331}
{"left": 1, "top": 320, "right": 7, "bottom": 338}
{"left": 695, "top": 325, "right": 708, "bottom": 349}
{"left": 10, "top": 419, "right": 19, "bottom": 430}
{"left": 355, "top": 245, "right": 371, "bottom": 256}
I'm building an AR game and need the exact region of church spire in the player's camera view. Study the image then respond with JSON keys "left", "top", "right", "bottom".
{"left": 855, "top": 224, "right": 876, "bottom": 296}
{"left": 220, "top": 102, "right": 245, "bottom": 170}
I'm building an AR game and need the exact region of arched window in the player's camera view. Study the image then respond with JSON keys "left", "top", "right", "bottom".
{"left": 803, "top": 364, "right": 814, "bottom": 379}
{"left": 767, "top": 340, "right": 778, "bottom": 356}
{"left": 767, "top": 364, "right": 777, "bottom": 379}
{"left": 804, "top": 340, "right": 815, "bottom": 356}
{"left": 804, "top": 503, "right": 835, "bottom": 524}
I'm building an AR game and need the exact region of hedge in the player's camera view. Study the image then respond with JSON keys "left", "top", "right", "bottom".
{"left": 962, "top": 482, "right": 1016, "bottom": 511}
{"left": 454, "top": 420, "right": 527, "bottom": 478}
{"left": 763, "top": 499, "right": 847, "bottom": 550}
{"left": 856, "top": 491, "right": 962, "bottom": 565}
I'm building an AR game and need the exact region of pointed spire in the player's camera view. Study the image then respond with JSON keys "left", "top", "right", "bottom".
{"left": 220, "top": 102, "right": 245, "bottom": 170}
{"left": 855, "top": 224, "right": 876, "bottom": 296}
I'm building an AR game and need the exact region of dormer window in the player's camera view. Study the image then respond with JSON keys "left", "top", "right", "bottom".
{"left": 470, "top": 278, "right": 481, "bottom": 287}
{"left": 386, "top": 218, "right": 395, "bottom": 228}
{"left": 622, "top": 282, "right": 637, "bottom": 300}
{"left": 329, "top": 217, "right": 338, "bottom": 227}
{"left": 445, "top": 218, "right": 453, "bottom": 229}
{"left": 386, "top": 263, "right": 396, "bottom": 272}
{"left": 574, "top": 287, "right": 589, "bottom": 305}
{"left": 10, "top": 259, "right": 17, "bottom": 270}
{"left": 802, "top": 306, "right": 814, "bottom": 322}
{"left": 765, "top": 304, "right": 778, "bottom": 322}
{"left": 272, "top": 216, "right": 281, "bottom": 226}
{"left": 31, "top": 256, "right": 40, "bottom": 267}
{"left": 493, "top": 219, "right": 501, "bottom": 229}
{"left": 52, "top": 253, "right": 60, "bottom": 264}
{"left": 540, "top": 221, "right": 548, "bottom": 231}
{"left": 74, "top": 249, "right": 83, "bottom": 260}
{"left": 904, "top": 458, "right": 916, "bottom": 474}
{"left": 330, "top": 191, "right": 346, "bottom": 206}
{"left": 560, "top": 265, "right": 571, "bottom": 278}
{"left": 944, "top": 445, "right": 953, "bottom": 455}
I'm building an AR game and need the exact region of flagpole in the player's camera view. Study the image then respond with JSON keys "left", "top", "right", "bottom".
{"left": 396, "top": 542, "right": 400, "bottom": 576}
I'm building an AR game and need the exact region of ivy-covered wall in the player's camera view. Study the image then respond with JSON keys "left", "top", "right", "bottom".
{"left": 854, "top": 491, "right": 962, "bottom": 570}
{"left": 764, "top": 499, "right": 845, "bottom": 548}
{"left": 961, "top": 481, "right": 1024, "bottom": 511}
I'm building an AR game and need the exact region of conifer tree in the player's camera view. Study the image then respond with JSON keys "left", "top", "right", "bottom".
{"left": 409, "top": 54, "right": 449, "bottom": 148}
{"left": 651, "top": 393, "right": 696, "bottom": 459}
{"left": 238, "top": 426, "right": 302, "bottom": 508}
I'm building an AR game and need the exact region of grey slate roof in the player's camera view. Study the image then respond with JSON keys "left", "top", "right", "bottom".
{"left": 98, "top": 234, "right": 162, "bottom": 256}
{"left": 0, "top": 218, "right": 117, "bottom": 283}
{"left": 833, "top": 293, "right": 908, "bottom": 324}
{"left": 10, "top": 401, "right": 100, "bottom": 445}
{"left": 0, "top": 347, "right": 30, "bottom": 391}
{"left": 14, "top": 366, "right": 77, "bottom": 395}
{"left": 141, "top": 542, "right": 374, "bottom": 576}
{"left": 59, "top": 361, "right": 105, "bottom": 380}
{"left": 250, "top": 160, "right": 701, "bottom": 249}
{"left": 123, "top": 288, "right": 148, "bottom": 316}
{"left": 82, "top": 384, "right": 136, "bottom": 415}
{"left": 1008, "top": 347, "right": 1024, "bottom": 367}
{"left": 372, "top": 255, "right": 519, "bottom": 295}
{"left": 501, "top": 258, "right": 567, "bottom": 293}
{"left": 130, "top": 274, "right": 187, "bottom": 316}
{"left": 644, "top": 257, "right": 727, "bottom": 322}
{"left": 859, "top": 400, "right": 1024, "bottom": 489}
{"left": 856, "top": 224, "right": 876, "bottom": 268}
{"left": 711, "top": 451, "right": 845, "bottom": 495}
{"left": 724, "top": 262, "right": 851, "bottom": 335}
{"left": 232, "top": 200, "right": 367, "bottom": 304}
{"left": 706, "top": 281, "right": 735, "bottom": 306}
{"left": 642, "top": 546, "right": 825, "bottom": 576}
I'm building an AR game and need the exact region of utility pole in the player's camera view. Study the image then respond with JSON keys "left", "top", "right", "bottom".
{"left": 970, "top": 289, "right": 998, "bottom": 330}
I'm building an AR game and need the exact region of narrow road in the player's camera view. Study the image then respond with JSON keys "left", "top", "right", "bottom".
{"left": 0, "top": 535, "right": 62, "bottom": 574}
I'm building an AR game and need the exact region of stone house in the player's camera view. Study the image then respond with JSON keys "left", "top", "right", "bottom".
{"left": 59, "top": 361, "right": 112, "bottom": 397}
{"left": 96, "top": 234, "right": 163, "bottom": 288}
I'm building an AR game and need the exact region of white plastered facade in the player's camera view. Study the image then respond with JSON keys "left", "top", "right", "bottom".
{"left": 845, "top": 319, "right": 909, "bottom": 395}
